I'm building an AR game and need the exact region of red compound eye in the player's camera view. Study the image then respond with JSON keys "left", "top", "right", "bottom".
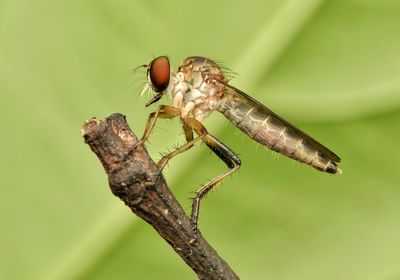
{"left": 148, "top": 56, "right": 170, "bottom": 93}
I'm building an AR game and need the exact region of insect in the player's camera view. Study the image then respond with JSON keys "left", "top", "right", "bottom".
{"left": 135, "top": 56, "right": 342, "bottom": 234}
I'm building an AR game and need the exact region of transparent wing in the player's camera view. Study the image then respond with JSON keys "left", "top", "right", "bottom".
{"left": 221, "top": 83, "right": 341, "bottom": 163}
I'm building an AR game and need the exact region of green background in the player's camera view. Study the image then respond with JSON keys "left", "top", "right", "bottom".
{"left": 2, "top": 0, "right": 400, "bottom": 279}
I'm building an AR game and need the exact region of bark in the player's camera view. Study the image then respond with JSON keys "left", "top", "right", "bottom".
{"left": 81, "top": 113, "right": 239, "bottom": 280}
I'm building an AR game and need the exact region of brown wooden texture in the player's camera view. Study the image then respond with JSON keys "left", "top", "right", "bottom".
{"left": 81, "top": 113, "right": 239, "bottom": 280}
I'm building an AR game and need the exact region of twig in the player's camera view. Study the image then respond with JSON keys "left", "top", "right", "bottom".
{"left": 81, "top": 113, "right": 239, "bottom": 280}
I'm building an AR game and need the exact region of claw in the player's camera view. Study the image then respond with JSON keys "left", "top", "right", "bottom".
{"left": 133, "top": 140, "right": 145, "bottom": 150}
{"left": 124, "top": 140, "right": 145, "bottom": 160}
{"left": 156, "top": 157, "right": 168, "bottom": 171}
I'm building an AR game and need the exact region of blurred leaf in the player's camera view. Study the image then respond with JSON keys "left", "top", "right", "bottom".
{"left": 1, "top": 0, "right": 400, "bottom": 279}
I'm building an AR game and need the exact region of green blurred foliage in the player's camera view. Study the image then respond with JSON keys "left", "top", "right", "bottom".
{"left": 1, "top": 0, "right": 400, "bottom": 279}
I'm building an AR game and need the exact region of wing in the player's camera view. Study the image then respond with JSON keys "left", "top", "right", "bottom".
{"left": 221, "top": 83, "right": 341, "bottom": 163}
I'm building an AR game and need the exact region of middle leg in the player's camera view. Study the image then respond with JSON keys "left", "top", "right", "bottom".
{"left": 151, "top": 117, "right": 241, "bottom": 236}
{"left": 183, "top": 119, "right": 241, "bottom": 236}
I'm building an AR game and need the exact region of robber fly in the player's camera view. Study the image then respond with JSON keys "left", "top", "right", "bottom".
{"left": 135, "top": 56, "right": 342, "bottom": 234}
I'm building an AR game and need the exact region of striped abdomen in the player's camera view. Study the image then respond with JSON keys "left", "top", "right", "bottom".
{"left": 217, "top": 88, "right": 341, "bottom": 174}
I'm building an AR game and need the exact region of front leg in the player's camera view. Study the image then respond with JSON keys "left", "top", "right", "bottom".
{"left": 125, "top": 105, "right": 180, "bottom": 161}
{"left": 135, "top": 105, "right": 180, "bottom": 148}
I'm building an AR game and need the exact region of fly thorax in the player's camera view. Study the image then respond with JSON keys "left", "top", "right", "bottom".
{"left": 172, "top": 57, "right": 227, "bottom": 121}
{"left": 185, "top": 78, "right": 221, "bottom": 121}
{"left": 168, "top": 72, "right": 186, "bottom": 110}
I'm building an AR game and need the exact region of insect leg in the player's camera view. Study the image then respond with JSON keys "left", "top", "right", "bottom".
{"left": 135, "top": 105, "right": 180, "bottom": 148}
{"left": 182, "top": 122, "right": 194, "bottom": 143}
{"left": 148, "top": 116, "right": 240, "bottom": 236}
{"left": 156, "top": 122, "right": 203, "bottom": 171}
{"left": 183, "top": 119, "right": 241, "bottom": 236}
{"left": 152, "top": 120, "right": 206, "bottom": 198}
